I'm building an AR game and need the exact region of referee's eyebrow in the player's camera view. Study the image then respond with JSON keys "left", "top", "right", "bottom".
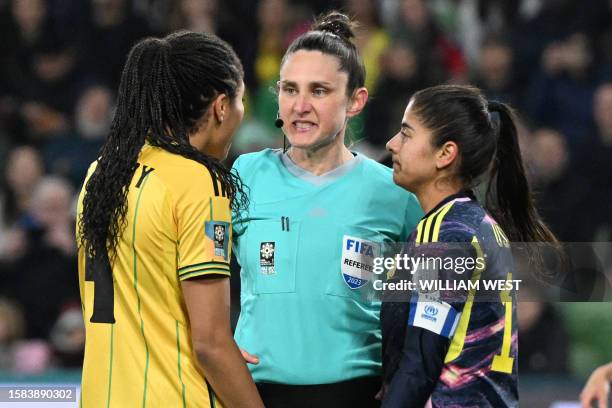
{"left": 280, "top": 80, "right": 334, "bottom": 87}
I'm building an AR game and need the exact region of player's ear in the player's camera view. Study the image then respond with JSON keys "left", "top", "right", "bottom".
{"left": 435, "top": 141, "right": 458, "bottom": 170}
{"left": 211, "top": 93, "right": 229, "bottom": 125}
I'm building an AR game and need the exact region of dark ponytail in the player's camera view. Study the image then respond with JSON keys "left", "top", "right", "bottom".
{"left": 79, "top": 31, "right": 247, "bottom": 261}
{"left": 485, "top": 101, "right": 557, "bottom": 243}
{"left": 410, "top": 85, "right": 557, "bottom": 244}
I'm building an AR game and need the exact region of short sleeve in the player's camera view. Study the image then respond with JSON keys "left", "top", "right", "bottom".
{"left": 175, "top": 168, "right": 232, "bottom": 281}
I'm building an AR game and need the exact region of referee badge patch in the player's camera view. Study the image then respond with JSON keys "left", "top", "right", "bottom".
{"left": 260, "top": 241, "right": 276, "bottom": 275}
{"left": 341, "top": 235, "right": 380, "bottom": 289}
{"left": 205, "top": 221, "right": 229, "bottom": 260}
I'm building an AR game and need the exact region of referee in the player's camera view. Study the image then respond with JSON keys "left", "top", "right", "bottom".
{"left": 232, "top": 12, "right": 422, "bottom": 407}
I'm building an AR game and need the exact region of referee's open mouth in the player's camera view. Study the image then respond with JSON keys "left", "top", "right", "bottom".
{"left": 292, "top": 120, "right": 318, "bottom": 133}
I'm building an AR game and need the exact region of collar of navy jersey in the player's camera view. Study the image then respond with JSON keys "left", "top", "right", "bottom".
{"left": 421, "top": 189, "right": 476, "bottom": 220}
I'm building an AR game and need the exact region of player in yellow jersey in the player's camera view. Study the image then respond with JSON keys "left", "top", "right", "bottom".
{"left": 76, "top": 31, "right": 264, "bottom": 408}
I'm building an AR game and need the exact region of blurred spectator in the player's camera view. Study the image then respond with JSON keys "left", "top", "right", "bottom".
{"left": 473, "top": 36, "right": 521, "bottom": 107}
{"left": 256, "top": 0, "right": 309, "bottom": 85}
{"left": 345, "top": 0, "right": 390, "bottom": 91}
{"left": 0, "top": 296, "right": 52, "bottom": 374}
{"left": 43, "top": 85, "right": 112, "bottom": 187}
{"left": 1, "top": 176, "right": 78, "bottom": 339}
{"left": 219, "top": 0, "right": 260, "bottom": 92}
{"left": 579, "top": 82, "right": 612, "bottom": 241}
{"left": 29, "top": 176, "right": 77, "bottom": 257}
{"left": 344, "top": 0, "right": 391, "bottom": 141}
{"left": 454, "top": 0, "right": 522, "bottom": 66}
{"left": 138, "top": 0, "right": 259, "bottom": 90}
{"left": 133, "top": 0, "right": 171, "bottom": 33}
{"left": 0, "top": 145, "right": 44, "bottom": 231}
{"left": 254, "top": 0, "right": 294, "bottom": 88}
{"left": 593, "top": 1, "right": 612, "bottom": 68}
{"left": 518, "top": 301, "right": 570, "bottom": 374}
{"left": 74, "top": 86, "right": 113, "bottom": 141}
{"left": 512, "top": 0, "right": 595, "bottom": 85}
{"left": 527, "top": 32, "right": 599, "bottom": 148}
{"left": 0, "top": 0, "right": 51, "bottom": 97}
{"left": 363, "top": 40, "right": 426, "bottom": 154}
{"left": 17, "top": 32, "right": 84, "bottom": 140}
{"left": 12, "top": 340, "right": 52, "bottom": 374}
{"left": 0, "top": 297, "right": 25, "bottom": 370}
{"left": 79, "top": 0, "right": 150, "bottom": 90}
{"left": 390, "top": 0, "right": 467, "bottom": 84}
{"left": 169, "top": 0, "right": 218, "bottom": 33}
{"left": 49, "top": 307, "right": 85, "bottom": 368}
{"left": 528, "top": 128, "right": 592, "bottom": 241}
{"left": 591, "top": 81, "right": 612, "bottom": 170}
{"left": 0, "top": 0, "right": 58, "bottom": 143}
{"left": 251, "top": 0, "right": 309, "bottom": 134}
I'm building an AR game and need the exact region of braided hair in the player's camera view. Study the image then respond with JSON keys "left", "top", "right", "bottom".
{"left": 79, "top": 31, "right": 247, "bottom": 261}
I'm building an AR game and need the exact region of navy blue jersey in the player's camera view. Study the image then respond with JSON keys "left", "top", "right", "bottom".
{"left": 381, "top": 191, "right": 518, "bottom": 407}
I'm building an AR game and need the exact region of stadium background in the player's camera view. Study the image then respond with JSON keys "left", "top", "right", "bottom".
{"left": 0, "top": 0, "right": 611, "bottom": 406}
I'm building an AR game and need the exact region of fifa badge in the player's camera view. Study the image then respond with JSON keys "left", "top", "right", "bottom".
{"left": 213, "top": 224, "right": 226, "bottom": 256}
{"left": 205, "top": 221, "right": 229, "bottom": 260}
{"left": 260, "top": 242, "right": 276, "bottom": 275}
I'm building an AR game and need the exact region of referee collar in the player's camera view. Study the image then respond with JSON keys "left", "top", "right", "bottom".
{"left": 277, "top": 150, "right": 362, "bottom": 186}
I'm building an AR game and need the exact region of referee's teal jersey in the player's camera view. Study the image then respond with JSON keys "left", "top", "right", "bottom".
{"left": 232, "top": 149, "right": 422, "bottom": 384}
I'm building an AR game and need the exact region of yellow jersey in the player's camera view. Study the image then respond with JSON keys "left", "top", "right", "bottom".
{"left": 77, "top": 144, "right": 232, "bottom": 408}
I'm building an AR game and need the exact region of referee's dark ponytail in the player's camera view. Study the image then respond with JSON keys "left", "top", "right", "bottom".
{"left": 485, "top": 101, "right": 556, "bottom": 243}
{"left": 409, "top": 84, "right": 556, "bottom": 244}
{"left": 79, "top": 31, "right": 248, "bottom": 261}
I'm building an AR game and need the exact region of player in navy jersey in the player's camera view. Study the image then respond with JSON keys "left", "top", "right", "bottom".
{"left": 380, "top": 85, "right": 558, "bottom": 407}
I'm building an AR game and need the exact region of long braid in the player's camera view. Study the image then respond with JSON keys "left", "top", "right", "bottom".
{"left": 79, "top": 31, "right": 247, "bottom": 261}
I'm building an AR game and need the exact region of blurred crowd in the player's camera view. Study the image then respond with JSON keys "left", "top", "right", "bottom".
{"left": 0, "top": 0, "right": 611, "bottom": 377}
